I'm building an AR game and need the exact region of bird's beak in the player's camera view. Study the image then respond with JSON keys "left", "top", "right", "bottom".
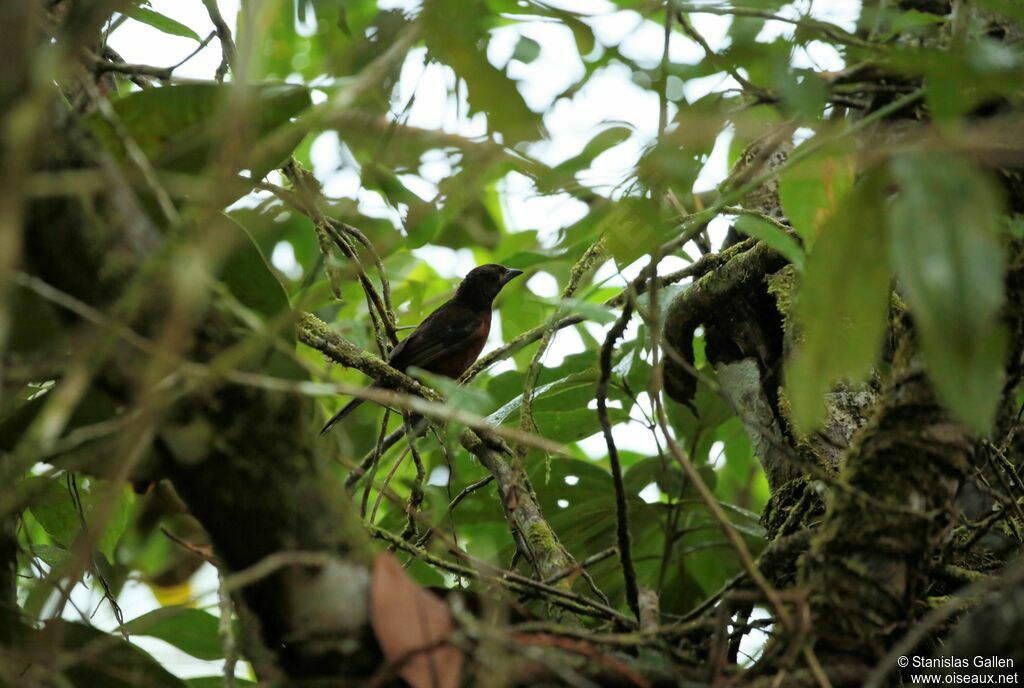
{"left": 500, "top": 268, "right": 524, "bottom": 286}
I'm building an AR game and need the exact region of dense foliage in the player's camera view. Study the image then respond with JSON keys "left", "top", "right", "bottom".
{"left": 2, "top": 0, "right": 1024, "bottom": 686}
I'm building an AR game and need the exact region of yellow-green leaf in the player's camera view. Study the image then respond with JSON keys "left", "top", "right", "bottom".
{"left": 786, "top": 172, "right": 891, "bottom": 431}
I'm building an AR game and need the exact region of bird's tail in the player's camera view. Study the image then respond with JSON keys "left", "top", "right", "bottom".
{"left": 320, "top": 395, "right": 367, "bottom": 435}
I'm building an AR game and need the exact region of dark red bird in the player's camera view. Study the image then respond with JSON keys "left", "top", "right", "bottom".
{"left": 320, "top": 263, "right": 523, "bottom": 434}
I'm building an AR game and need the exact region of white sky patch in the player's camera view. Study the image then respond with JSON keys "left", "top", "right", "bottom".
{"left": 638, "top": 482, "right": 662, "bottom": 503}
{"left": 681, "top": 71, "right": 740, "bottom": 103}
{"left": 809, "top": 0, "right": 862, "bottom": 32}
{"left": 397, "top": 173, "right": 438, "bottom": 201}
{"left": 378, "top": 0, "right": 423, "bottom": 11}
{"left": 577, "top": 417, "right": 660, "bottom": 458}
{"left": 309, "top": 132, "right": 342, "bottom": 177}
{"left": 588, "top": 397, "right": 622, "bottom": 410}
{"left": 707, "top": 215, "right": 732, "bottom": 250}
{"left": 490, "top": 23, "right": 586, "bottom": 111}
{"left": 737, "top": 606, "right": 773, "bottom": 666}
{"left": 695, "top": 127, "right": 734, "bottom": 192}
{"left": 428, "top": 466, "right": 450, "bottom": 486}
{"left": 498, "top": 172, "right": 590, "bottom": 244}
{"left": 411, "top": 246, "right": 477, "bottom": 279}
{"left": 587, "top": 11, "right": 645, "bottom": 47}
{"left": 526, "top": 271, "right": 560, "bottom": 298}
{"left": 106, "top": 0, "right": 240, "bottom": 80}
{"left": 535, "top": 327, "right": 587, "bottom": 367}
{"left": 271, "top": 241, "right": 303, "bottom": 280}
{"left": 709, "top": 440, "right": 726, "bottom": 469}
{"left": 796, "top": 40, "right": 846, "bottom": 72}
{"left": 418, "top": 149, "right": 454, "bottom": 185}
{"left": 391, "top": 50, "right": 490, "bottom": 138}
{"left": 592, "top": 258, "right": 628, "bottom": 289}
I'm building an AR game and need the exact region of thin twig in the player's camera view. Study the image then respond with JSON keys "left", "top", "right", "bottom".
{"left": 676, "top": 11, "right": 773, "bottom": 101}
{"left": 518, "top": 241, "right": 606, "bottom": 461}
{"left": 368, "top": 525, "right": 635, "bottom": 626}
{"left": 93, "top": 31, "right": 217, "bottom": 81}
{"left": 218, "top": 572, "right": 238, "bottom": 688}
{"left": 596, "top": 300, "right": 641, "bottom": 622}
{"left": 542, "top": 547, "right": 619, "bottom": 587}
{"left": 201, "top": 0, "right": 236, "bottom": 82}
{"left": 400, "top": 414, "right": 426, "bottom": 541}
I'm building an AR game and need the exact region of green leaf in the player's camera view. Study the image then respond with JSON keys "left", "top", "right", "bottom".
{"left": 534, "top": 406, "right": 630, "bottom": 444}
{"left": 487, "top": 371, "right": 598, "bottom": 425}
{"left": 122, "top": 606, "right": 224, "bottom": 661}
{"left": 786, "top": 173, "right": 891, "bottom": 432}
{"left": 31, "top": 544, "right": 73, "bottom": 570}
{"left": 973, "top": 0, "right": 1024, "bottom": 23}
{"left": 409, "top": 368, "right": 494, "bottom": 416}
{"left": 54, "top": 620, "right": 188, "bottom": 688}
{"left": 603, "top": 197, "right": 665, "bottom": 268}
{"left": 779, "top": 144, "right": 857, "bottom": 245}
{"left": 624, "top": 457, "right": 686, "bottom": 498}
{"left": 879, "top": 10, "right": 947, "bottom": 40}
{"left": 733, "top": 215, "right": 805, "bottom": 272}
{"left": 775, "top": 70, "right": 828, "bottom": 120}
{"left": 88, "top": 83, "right": 311, "bottom": 179}
{"left": 124, "top": 6, "right": 201, "bottom": 42}
{"left": 214, "top": 214, "right": 291, "bottom": 323}
{"left": 552, "top": 297, "right": 616, "bottom": 324}
{"left": 886, "top": 154, "right": 1007, "bottom": 433}
{"left": 511, "top": 36, "right": 541, "bottom": 64}
{"left": 28, "top": 477, "right": 134, "bottom": 564}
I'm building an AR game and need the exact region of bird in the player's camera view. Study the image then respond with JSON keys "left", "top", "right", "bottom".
{"left": 320, "top": 263, "right": 524, "bottom": 435}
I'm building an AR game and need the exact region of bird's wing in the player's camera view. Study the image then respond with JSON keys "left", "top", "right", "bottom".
{"left": 388, "top": 302, "right": 483, "bottom": 372}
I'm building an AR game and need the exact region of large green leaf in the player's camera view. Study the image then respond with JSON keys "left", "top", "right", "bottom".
{"left": 786, "top": 173, "right": 891, "bottom": 431}
{"left": 487, "top": 371, "right": 600, "bottom": 425}
{"left": 533, "top": 407, "right": 630, "bottom": 444}
{"left": 89, "top": 83, "right": 311, "bottom": 179}
{"left": 122, "top": 607, "right": 224, "bottom": 661}
{"left": 887, "top": 154, "right": 1007, "bottom": 433}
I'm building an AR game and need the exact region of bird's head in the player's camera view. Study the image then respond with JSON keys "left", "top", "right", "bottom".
{"left": 454, "top": 263, "right": 523, "bottom": 307}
